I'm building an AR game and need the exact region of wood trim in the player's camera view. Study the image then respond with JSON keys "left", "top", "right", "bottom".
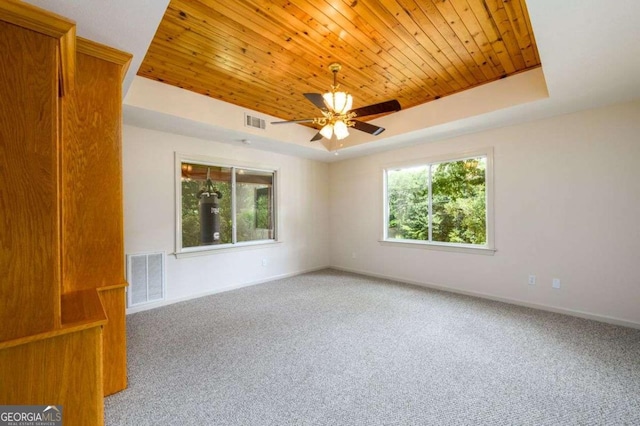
{"left": 0, "top": 0, "right": 76, "bottom": 95}
{"left": 99, "top": 287, "right": 128, "bottom": 395}
{"left": 96, "top": 326, "right": 105, "bottom": 423}
{"left": 58, "top": 25, "right": 75, "bottom": 95}
{"left": 55, "top": 81, "right": 62, "bottom": 330}
{"left": 0, "top": 0, "right": 75, "bottom": 39}
{"left": 77, "top": 36, "right": 133, "bottom": 80}
{"left": 0, "top": 316, "right": 107, "bottom": 351}
{"left": 97, "top": 281, "right": 130, "bottom": 291}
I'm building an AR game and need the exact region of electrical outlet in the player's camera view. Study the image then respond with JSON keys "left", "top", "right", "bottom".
{"left": 552, "top": 278, "right": 561, "bottom": 289}
{"left": 262, "top": 259, "right": 268, "bottom": 267}
{"left": 528, "top": 274, "right": 536, "bottom": 285}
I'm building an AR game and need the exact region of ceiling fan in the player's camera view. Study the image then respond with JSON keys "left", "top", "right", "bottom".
{"left": 271, "top": 63, "right": 401, "bottom": 143}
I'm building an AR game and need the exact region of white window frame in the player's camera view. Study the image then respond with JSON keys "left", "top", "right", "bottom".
{"left": 381, "top": 148, "right": 495, "bottom": 256}
{"left": 175, "top": 153, "right": 279, "bottom": 258}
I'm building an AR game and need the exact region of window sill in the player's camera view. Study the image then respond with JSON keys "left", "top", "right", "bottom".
{"left": 378, "top": 239, "right": 496, "bottom": 256}
{"left": 174, "top": 240, "right": 281, "bottom": 258}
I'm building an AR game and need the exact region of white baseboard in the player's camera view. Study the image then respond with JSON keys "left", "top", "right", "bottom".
{"left": 125, "top": 265, "right": 329, "bottom": 315}
{"left": 127, "top": 263, "right": 640, "bottom": 330}
{"left": 330, "top": 265, "right": 640, "bottom": 330}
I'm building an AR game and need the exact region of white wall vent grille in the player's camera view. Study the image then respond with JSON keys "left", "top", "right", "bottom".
{"left": 244, "top": 113, "right": 266, "bottom": 130}
{"left": 126, "top": 252, "right": 165, "bottom": 307}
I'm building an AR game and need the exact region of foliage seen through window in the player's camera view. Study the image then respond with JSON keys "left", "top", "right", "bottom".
{"left": 387, "top": 157, "right": 487, "bottom": 245}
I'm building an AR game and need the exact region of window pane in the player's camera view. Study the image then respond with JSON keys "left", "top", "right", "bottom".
{"left": 387, "top": 166, "right": 429, "bottom": 240}
{"left": 431, "top": 157, "right": 486, "bottom": 244}
{"left": 236, "top": 169, "right": 275, "bottom": 242}
{"left": 181, "top": 163, "right": 232, "bottom": 247}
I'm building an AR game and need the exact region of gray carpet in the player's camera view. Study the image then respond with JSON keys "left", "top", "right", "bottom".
{"left": 105, "top": 269, "right": 640, "bottom": 425}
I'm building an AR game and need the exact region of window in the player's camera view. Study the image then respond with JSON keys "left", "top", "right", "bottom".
{"left": 384, "top": 149, "right": 494, "bottom": 253}
{"left": 177, "top": 155, "right": 277, "bottom": 255}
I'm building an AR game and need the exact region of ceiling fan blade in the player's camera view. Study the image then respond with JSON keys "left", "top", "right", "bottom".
{"left": 303, "top": 93, "right": 329, "bottom": 111}
{"left": 271, "top": 118, "right": 315, "bottom": 124}
{"left": 350, "top": 99, "right": 401, "bottom": 118}
{"left": 352, "top": 120, "right": 385, "bottom": 136}
{"left": 310, "top": 132, "right": 324, "bottom": 142}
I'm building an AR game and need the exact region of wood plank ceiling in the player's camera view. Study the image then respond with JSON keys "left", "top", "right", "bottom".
{"left": 139, "top": 0, "right": 540, "bottom": 127}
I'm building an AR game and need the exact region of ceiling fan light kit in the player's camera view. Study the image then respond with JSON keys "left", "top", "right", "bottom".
{"left": 271, "top": 63, "right": 402, "bottom": 149}
{"left": 319, "top": 124, "right": 333, "bottom": 140}
{"left": 323, "top": 92, "right": 352, "bottom": 115}
{"left": 332, "top": 120, "right": 350, "bottom": 140}
{"left": 322, "top": 63, "right": 353, "bottom": 115}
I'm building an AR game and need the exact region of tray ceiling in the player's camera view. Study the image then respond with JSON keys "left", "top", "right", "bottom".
{"left": 139, "top": 0, "right": 540, "bottom": 125}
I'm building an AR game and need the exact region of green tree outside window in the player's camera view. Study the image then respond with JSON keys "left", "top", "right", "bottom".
{"left": 387, "top": 157, "right": 487, "bottom": 245}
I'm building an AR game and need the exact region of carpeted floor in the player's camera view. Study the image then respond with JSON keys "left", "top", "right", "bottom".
{"left": 105, "top": 269, "right": 640, "bottom": 425}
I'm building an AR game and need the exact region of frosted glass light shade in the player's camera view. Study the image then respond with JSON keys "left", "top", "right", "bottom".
{"left": 319, "top": 124, "right": 333, "bottom": 139}
{"left": 323, "top": 91, "right": 353, "bottom": 114}
{"left": 333, "top": 120, "right": 349, "bottom": 140}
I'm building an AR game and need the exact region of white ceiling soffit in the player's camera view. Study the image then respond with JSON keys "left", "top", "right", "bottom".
{"left": 123, "top": 104, "right": 331, "bottom": 161}
{"left": 123, "top": 68, "right": 549, "bottom": 162}
{"left": 25, "top": 0, "right": 640, "bottom": 162}
{"left": 123, "top": 77, "right": 327, "bottom": 160}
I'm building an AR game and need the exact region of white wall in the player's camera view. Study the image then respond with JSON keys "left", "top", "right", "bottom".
{"left": 329, "top": 100, "right": 640, "bottom": 326}
{"left": 123, "top": 125, "right": 330, "bottom": 311}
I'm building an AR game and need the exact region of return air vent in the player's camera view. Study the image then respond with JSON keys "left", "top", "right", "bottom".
{"left": 126, "top": 252, "right": 165, "bottom": 307}
{"left": 245, "top": 113, "right": 266, "bottom": 130}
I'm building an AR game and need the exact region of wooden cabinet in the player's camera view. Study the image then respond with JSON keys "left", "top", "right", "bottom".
{"left": 0, "top": 2, "right": 131, "bottom": 424}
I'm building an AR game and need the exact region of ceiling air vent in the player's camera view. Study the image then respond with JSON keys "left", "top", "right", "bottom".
{"left": 245, "top": 113, "right": 266, "bottom": 130}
